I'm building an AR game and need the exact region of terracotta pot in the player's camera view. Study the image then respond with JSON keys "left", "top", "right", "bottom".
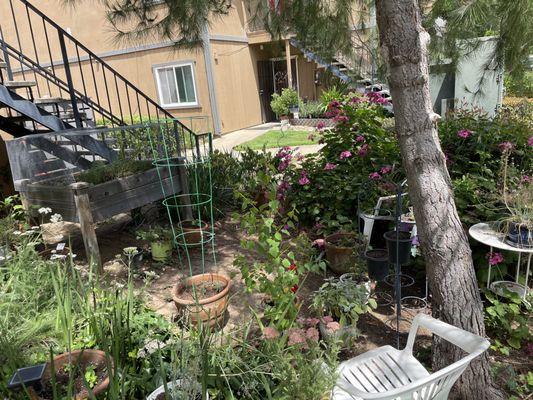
{"left": 324, "top": 233, "right": 362, "bottom": 274}
{"left": 31, "top": 349, "right": 113, "bottom": 400}
{"left": 177, "top": 220, "right": 210, "bottom": 246}
{"left": 173, "top": 273, "right": 231, "bottom": 328}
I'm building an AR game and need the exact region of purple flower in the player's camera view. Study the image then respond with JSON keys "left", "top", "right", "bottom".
{"left": 357, "top": 144, "right": 370, "bottom": 157}
{"left": 305, "top": 327, "right": 319, "bottom": 341}
{"left": 287, "top": 328, "right": 307, "bottom": 347}
{"left": 316, "top": 121, "right": 325, "bottom": 130}
{"left": 369, "top": 172, "right": 381, "bottom": 180}
{"left": 333, "top": 114, "right": 349, "bottom": 123}
{"left": 307, "top": 133, "right": 316, "bottom": 141}
{"left": 528, "top": 136, "right": 533, "bottom": 147}
{"left": 324, "top": 162, "right": 337, "bottom": 171}
{"left": 263, "top": 327, "right": 280, "bottom": 339}
{"left": 522, "top": 175, "right": 531, "bottom": 184}
{"left": 298, "top": 170, "right": 310, "bottom": 186}
{"left": 339, "top": 150, "right": 352, "bottom": 160}
{"left": 312, "top": 238, "right": 325, "bottom": 251}
{"left": 356, "top": 135, "right": 365, "bottom": 142}
{"left": 498, "top": 141, "right": 514, "bottom": 152}
{"left": 325, "top": 321, "right": 341, "bottom": 333}
{"left": 380, "top": 165, "right": 392, "bottom": 174}
{"left": 487, "top": 252, "right": 504, "bottom": 266}
{"left": 457, "top": 129, "right": 472, "bottom": 139}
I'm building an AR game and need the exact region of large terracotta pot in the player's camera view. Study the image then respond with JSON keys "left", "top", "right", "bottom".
{"left": 324, "top": 233, "right": 362, "bottom": 274}
{"left": 173, "top": 273, "right": 231, "bottom": 328}
{"left": 31, "top": 349, "right": 113, "bottom": 400}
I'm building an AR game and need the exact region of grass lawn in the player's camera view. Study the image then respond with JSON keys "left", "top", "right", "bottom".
{"left": 235, "top": 129, "right": 315, "bottom": 150}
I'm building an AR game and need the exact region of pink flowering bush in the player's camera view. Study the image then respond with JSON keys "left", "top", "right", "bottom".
{"left": 282, "top": 92, "right": 401, "bottom": 229}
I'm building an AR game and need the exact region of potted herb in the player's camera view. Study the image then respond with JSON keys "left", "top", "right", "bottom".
{"left": 147, "top": 379, "right": 209, "bottom": 400}
{"left": 270, "top": 88, "right": 299, "bottom": 121}
{"left": 137, "top": 226, "right": 173, "bottom": 262}
{"left": 173, "top": 273, "right": 231, "bottom": 328}
{"left": 176, "top": 219, "right": 210, "bottom": 246}
{"left": 383, "top": 230, "right": 412, "bottom": 265}
{"left": 30, "top": 349, "right": 113, "bottom": 400}
{"left": 363, "top": 249, "right": 389, "bottom": 281}
{"left": 312, "top": 277, "right": 376, "bottom": 344}
{"left": 324, "top": 232, "right": 365, "bottom": 274}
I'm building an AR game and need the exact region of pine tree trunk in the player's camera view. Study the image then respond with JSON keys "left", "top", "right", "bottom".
{"left": 374, "top": 1, "right": 504, "bottom": 399}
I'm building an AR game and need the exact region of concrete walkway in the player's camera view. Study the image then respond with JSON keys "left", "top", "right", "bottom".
{"left": 213, "top": 122, "right": 280, "bottom": 152}
{"left": 212, "top": 122, "right": 323, "bottom": 155}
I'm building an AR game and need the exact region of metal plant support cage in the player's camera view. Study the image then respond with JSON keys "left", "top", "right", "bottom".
{"left": 357, "top": 179, "right": 429, "bottom": 348}
{"left": 148, "top": 126, "right": 216, "bottom": 277}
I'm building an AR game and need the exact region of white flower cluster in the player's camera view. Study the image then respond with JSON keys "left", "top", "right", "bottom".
{"left": 38, "top": 207, "right": 52, "bottom": 215}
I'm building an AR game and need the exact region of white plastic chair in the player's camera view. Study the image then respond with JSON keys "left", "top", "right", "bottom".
{"left": 331, "top": 314, "right": 490, "bottom": 400}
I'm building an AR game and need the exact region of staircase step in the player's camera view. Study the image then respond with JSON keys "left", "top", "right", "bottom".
{"left": 0, "top": 62, "right": 7, "bottom": 69}
{"left": 43, "top": 158, "right": 66, "bottom": 170}
{"left": 34, "top": 97, "right": 71, "bottom": 105}
{"left": 4, "top": 80, "right": 37, "bottom": 89}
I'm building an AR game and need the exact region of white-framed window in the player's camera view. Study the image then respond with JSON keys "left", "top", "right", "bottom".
{"left": 154, "top": 62, "right": 198, "bottom": 108}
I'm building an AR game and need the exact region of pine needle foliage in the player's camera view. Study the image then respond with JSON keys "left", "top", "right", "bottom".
{"left": 426, "top": 0, "right": 533, "bottom": 79}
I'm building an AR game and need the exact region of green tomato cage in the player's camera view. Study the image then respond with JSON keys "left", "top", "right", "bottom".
{"left": 147, "top": 121, "right": 216, "bottom": 276}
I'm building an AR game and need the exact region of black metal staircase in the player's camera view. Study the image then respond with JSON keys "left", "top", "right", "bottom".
{"left": 0, "top": 0, "right": 195, "bottom": 140}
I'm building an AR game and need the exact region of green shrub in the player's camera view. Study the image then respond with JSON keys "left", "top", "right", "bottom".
{"left": 299, "top": 101, "right": 326, "bottom": 118}
{"left": 77, "top": 159, "right": 153, "bottom": 185}
{"left": 270, "top": 88, "right": 299, "bottom": 117}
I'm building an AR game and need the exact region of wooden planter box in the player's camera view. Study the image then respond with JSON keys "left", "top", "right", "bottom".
{"left": 17, "top": 167, "right": 183, "bottom": 223}
{"left": 16, "top": 166, "right": 189, "bottom": 269}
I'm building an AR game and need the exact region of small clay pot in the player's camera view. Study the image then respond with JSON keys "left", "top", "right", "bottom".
{"left": 324, "top": 233, "right": 362, "bottom": 274}
{"left": 177, "top": 220, "right": 210, "bottom": 246}
{"left": 173, "top": 273, "right": 231, "bottom": 328}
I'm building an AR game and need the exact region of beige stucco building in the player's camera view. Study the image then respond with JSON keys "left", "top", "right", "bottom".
{"left": 0, "top": 0, "right": 349, "bottom": 136}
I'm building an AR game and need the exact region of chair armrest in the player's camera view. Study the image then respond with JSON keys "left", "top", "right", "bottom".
{"left": 406, "top": 314, "right": 489, "bottom": 355}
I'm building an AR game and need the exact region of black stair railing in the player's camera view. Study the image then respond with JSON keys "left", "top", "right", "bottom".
{"left": 0, "top": 0, "right": 196, "bottom": 138}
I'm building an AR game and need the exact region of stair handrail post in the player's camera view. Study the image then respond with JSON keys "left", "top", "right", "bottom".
{"left": 58, "top": 30, "right": 83, "bottom": 128}
{"left": 0, "top": 27, "right": 14, "bottom": 81}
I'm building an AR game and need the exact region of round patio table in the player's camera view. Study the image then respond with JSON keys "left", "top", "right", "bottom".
{"left": 469, "top": 222, "right": 532, "bottom": 299}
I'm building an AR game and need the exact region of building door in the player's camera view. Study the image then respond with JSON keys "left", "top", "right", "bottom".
{"left": 257, "top": 60, "right": 276, "bottom": 122}
{"left": 272, "top": 58, "right": 298, "bottom": 94}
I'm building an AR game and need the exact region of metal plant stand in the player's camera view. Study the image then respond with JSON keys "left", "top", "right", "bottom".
{"left": 358, "top": 180, "right": 429, "bottom": 349}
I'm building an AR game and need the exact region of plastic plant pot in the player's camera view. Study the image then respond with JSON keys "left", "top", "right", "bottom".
{"left": 151, "top": 240, "right": 172, "bottom": 262}
{"left": 364, "top": 249, "right": 389, "bottom": 281}
{"left": 505, "top": 222, "right": 533, "bottom": 249}
{"left": 383, "top": 230, "right": 412, "bottom": 265}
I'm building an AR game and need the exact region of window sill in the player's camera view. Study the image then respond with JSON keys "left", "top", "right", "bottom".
{"left": 162, "top": 104, "right": 202, "bottom": 110}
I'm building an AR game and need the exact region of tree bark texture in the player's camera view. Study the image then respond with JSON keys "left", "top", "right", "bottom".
{"left": 374, "top": 1, "right": 503, "bottom": 399}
